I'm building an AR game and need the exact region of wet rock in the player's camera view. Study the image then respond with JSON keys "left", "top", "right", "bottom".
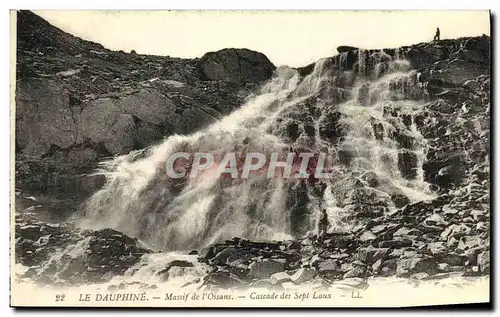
{"left": 358, "top": 231, "right": 377, "bottom": 242}
{"left": 470, "top": 209, "right": 487, "bottom": 222}
{"left": 284, "top": 120, "right": 301, "bottom": 141}
{"left": 204, "top": 271, "right": 246, "bottom": 287}
{"left": 343, "top": 266, "right": 366, "bottom": 279}
{"left": 422, "top": 153, "right": 468, "bottom": 189}
{"left": 372, "top": 259, "right": 383, "bottom": 273}
{"left": 16, "top": 214, "right": 151, "bottom": 285}
{"left": 437, "top": 263, "right": 451, "bottom": 272}
{"left": 369, "top": 118, "right": 385, "bottom": 140}
{"left": 16, "top": 78, "right": 77, "bottom": 157}
{"left": 210, "top": 246, "right": 247, "bottom": 266}
{"left": 250, "top": 279, "right": 276, "bottom": 289}
{"left": 357, "top": 83, "right": 371, "bottom": 106}
{"left": 276, "top": 250, "right": 301, "bottom": 264}
{"left": 391, "top": 192, "right": 411, "bottom": 208}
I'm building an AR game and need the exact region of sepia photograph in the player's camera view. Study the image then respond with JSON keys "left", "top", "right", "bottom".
{"left": 10, "top": 9, "right": 491, "bottom": 308}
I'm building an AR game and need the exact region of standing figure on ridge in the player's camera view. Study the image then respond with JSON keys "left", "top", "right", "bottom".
{"left": 434, "top": 27, "right": 440, "bottom": 41}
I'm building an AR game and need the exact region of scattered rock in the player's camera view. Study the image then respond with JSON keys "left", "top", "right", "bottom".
{"left": 269, "top": 272, "right": 291, "bottom": 284}
{"left": 316, "top": 259, "right": 342, "bottom": 280}
{"left": 477, "top": 251, "right": 490, "bottom": 273}
{"left": 343, "top": 266, "right": 366, "bottom": 279}
{"left": 337, "top": 46, "right": 359, "bottom": 53}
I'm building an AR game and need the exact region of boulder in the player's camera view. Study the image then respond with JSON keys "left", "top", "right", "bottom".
{"left": 318, "top": 110, "right": 346, "bottom": 144}
{"left": 358, "top": 230, "right": 377, "bottom": 242}
{"left": 378, "top": 239, "right": 412, "bottom": 249}
{"left": 457, "top": 236, "right": 484, "bottom": 253}
{"left": 103, "top": 114, "right": 137, "bottom": 155}
{"left": 118, "top": 89, "right": 176, "bottom": 125}
{"left": 477, "top": 251, "right": 490, "bottom": 274}
{"left": 78, "top": 98, "right": 123, "bottom": 145}
{"left": 441, "top": 224, "right": 472, "bottom": 241}
{"left": 343, "top": 267, "right": 365, "bottom": 279}
{"left": 337, "top": 46, "right": 359, "bottom": 53}
{"left": 269, "top": 272, "right": 291, "bottom": 284}
{"left": 317, "top": 259, "right": 342, "bottom": 278}
{"left": 357, "top": 247, "right": 390, "bottom": 265}
{"left": 248, "top": 259, "right": 286, "bottom": 279}
{"left": 427, "top": 242, "right": 448, "bottom": 256}
{"left": 16, "top": 215, "right": 151, "bottom": 285}
{"left": 398, "top": 150, "right": 418, "bottom": 180}
{"left": 210, "top": 246, "right": 247, "bottom": 266}
{"left": 361, "top": 171, "right": 380, "bottom": 187}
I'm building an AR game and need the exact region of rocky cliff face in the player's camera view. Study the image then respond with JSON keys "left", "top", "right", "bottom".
{"left": 15, "top": 11, "right": 275, "bottom": 210}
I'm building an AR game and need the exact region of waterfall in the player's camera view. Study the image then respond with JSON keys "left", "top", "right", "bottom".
{"left": 79, "top": 50, "right": 435, "bottom": 252}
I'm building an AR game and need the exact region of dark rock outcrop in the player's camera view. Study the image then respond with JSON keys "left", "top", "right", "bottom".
{"left": 337, "top": 46, "right": 359, "bottom": 53}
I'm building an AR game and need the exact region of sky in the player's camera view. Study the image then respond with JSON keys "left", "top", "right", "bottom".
{"left": 33, "top": 10, "right": 490, "bottom": 67}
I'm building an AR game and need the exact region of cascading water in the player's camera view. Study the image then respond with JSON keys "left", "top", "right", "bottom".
{"left": 79, "top": 50, "right": 435, "bottom": 252}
